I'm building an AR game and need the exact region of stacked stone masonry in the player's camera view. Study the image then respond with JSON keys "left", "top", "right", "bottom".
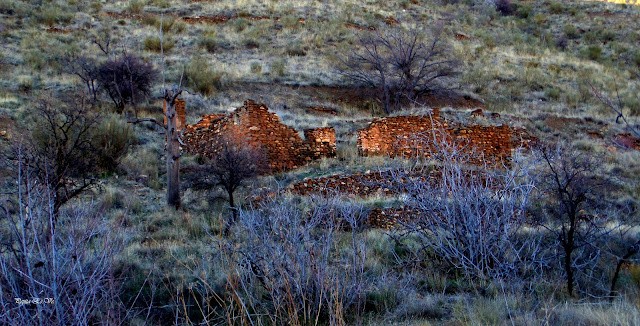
{"left": 357, "top": 109, "right": 521, "bottom": 164}
{"left": 183, "top": 100, "right": 337, "bottom": 172}
{"left": 163, "top": 98, "right": 187, "bottom": 131}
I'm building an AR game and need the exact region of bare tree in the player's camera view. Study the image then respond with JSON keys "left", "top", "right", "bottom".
{"left": 62, "top": 54, "right": 100, "bottom": 103}
{"left": 536, "top": 144, "right": 616, "bottom": 297}
{"left": 185, "top": 128, "right": 266, "bottom": 233}
{"left": 15, "top": 93, "right": 131, "bottom": 221}
{"left": 124, "top": 16, "right": 183, "bottom": 209}
{"left": 0, "top": 149, "right": 128, "bottom": 326}
{"left": 342, "top": 26, "right": 458, "bottom": 114}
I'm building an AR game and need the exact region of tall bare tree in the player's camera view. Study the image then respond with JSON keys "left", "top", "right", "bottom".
{"left": 536, "top": 144, "right": 615, "bottom": 297}
{"left": 127, "top": 16, "right": 183, "bottom": 209}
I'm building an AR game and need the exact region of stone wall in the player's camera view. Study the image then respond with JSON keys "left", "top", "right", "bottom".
{"left": 357, "top": 109, "right": 515, "bottom": 164}
{"left": 163, "top": 98, "right": 186, "bottom": 130}
{"left": 183, "top": 100, "right": 336, "bottom": 172}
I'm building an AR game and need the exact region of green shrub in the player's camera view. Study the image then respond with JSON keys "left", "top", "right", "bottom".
{"left": 150, "top": 0, "right": 170, "bottom": 8}
{"left": 141, "top": 14, "right": 158, "bottom": 26}
{"left": 90, "top": 2, "right": 102, "bottom": 13}
{"left": 243, "top": 38, "right": 260, "bottom": 49}
{"left": 185, "top": 55, "right": 224, "bottom": 96}
{"left": 173, "top": 21, "right": 186, "bottom": 34}
{"left": 285, "top": 41, "right": 306, "bottom": 56}
{"left": 549, "top": 1, "right": 564, "bottom": 14}
{"left": 127, "top": 0, "right": 144, "bottom": 14}
{"left": 233, "top": 18, "right": 249, "bottom": 33}
{"left": 120, "top": 148, "right": 159, "bottom": 186}
{"left": 270, "top": 58, "right": 287, "bottom": 77}
{"left": 516, "top": 3, "right": 532, "bottom": 19}
{"left": 281, "top": 15, "right": 301, "bottom": 30}
{"left": 17, "top": 75, "right": 36, "bottom": 93}
{"left": 633, "top": 52, "right": 640, "bottom": 67}
{"left": 199, "top": 37, "right": 217, "bottom": 53}
{"left": 600, "top": 29, "right": 616, "bottom": 42}
{"left": 250, "top": 61, "right": 262, "bottom": 75}
{"left": 40, "top": 5, "right": 73, "bottom": 27}
{"left": 631, "top": 264, "right": 640, "bottom": 291}
{"left": 623, "top": 95, "right": 640, "bottom": 116}
{"left": 563, "top": 24, "right": 579, "bottom": 39}
{"left": 584, "top": 30, "right": 598, "bottom": 43}
{"left": 144, "top": 36, "right": 175, "bottom": 52}
{"left": 364, "top": 286, "right": 400, "bottom": 313}
{"left": 92, "top": 115, "right": 136, "bottom": 172}
{"left": 545, "top": 87, "right": 561, "bottom": 100}
{"left": 483, "top": 35, "right": 496, "bottom": 49}
{"left": 156, "top": 16, "right": 175, "bottom": 33}
{"left": 586, "top": 45, "right": 602, "bottom": 60}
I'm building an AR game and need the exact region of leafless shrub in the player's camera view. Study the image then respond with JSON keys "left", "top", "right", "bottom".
{"left": 97, "top": 53, "right": 156, "bottom": 112}
{"left": 214, "top": 194, "right": 367, "bottom": 325}
{"left": 385, "top": 129, "right": 543, "bottom": 285}
{"left": 342, "top": 26, "right": 458, "bottom": 114}
{"left": 184, "top": 128, "right": 268, "bottom": 234}
{"left": 0, "top": 152, "right": 129, "bottom": 326}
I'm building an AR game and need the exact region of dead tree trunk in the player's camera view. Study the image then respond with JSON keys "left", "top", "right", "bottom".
{"left": 164, "top": 89, "right": 182, "bottom": 209}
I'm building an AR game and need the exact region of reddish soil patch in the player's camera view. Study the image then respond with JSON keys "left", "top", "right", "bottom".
{"left": 182, "top": 15, "right": 231, "bottom": 24}
{"left": 227, "top": 83, "right": 484, "bottom": 117}
{"left": 0, "top": 115, "right": 17, "bottom": 141}
{"left": 544, "top": 116, "right": 584, "bottom": 130}
{"left": 45, "top": 27, "right": 72, "bottom": 34}
{"left": 295, "top": 85, "right": 483, "bottom": 110}
{"left": 182, "top": 15, "right": 302, "bottom": 25}
{"left": 455, "top": 33, "right": 471, "bottom": 40}
{"left": 587, "top": 131, "right": 604, "bottom": 139}
{"left": 470, "top": 108, "right": 485, "bottom": 118}
{"left": 385, "top": 17, "right": 399, "bottom": 25}
{"left": 306, "top": 107, "right": 338, "bottom": 115}
{"left": 420, "top": 92, "right": 484, "bottom": 109}
{"left": 614, "top": 133, "right": 640, "bottom": 150}
{"left": 344, "top": 22, "right": 376, "bottom": 31}
{"left": 103, "top": 11, "right": 149, "bottom": 20}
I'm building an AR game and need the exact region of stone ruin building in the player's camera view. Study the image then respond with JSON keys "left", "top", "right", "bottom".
{"left": 357, "top": 108, "right": 518, "bottom": 165}
{"left": 179, "top": 98, "right": 529, "bottom": 173}
{"left": 182, "top": 100, "right": 337, "bottom": 172}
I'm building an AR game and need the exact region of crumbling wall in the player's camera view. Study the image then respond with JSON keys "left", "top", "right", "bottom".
{"left": 183, "top": 100, "right": 336, "bottom": 172}
{"left": 357, "top": 111, "right": 447, "bottom": 158}
{"left": 357, "top": 110, "right": 514, "bottom": 164}
{"left": 163, "top": 98, "right": 186, "bottom": 130}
